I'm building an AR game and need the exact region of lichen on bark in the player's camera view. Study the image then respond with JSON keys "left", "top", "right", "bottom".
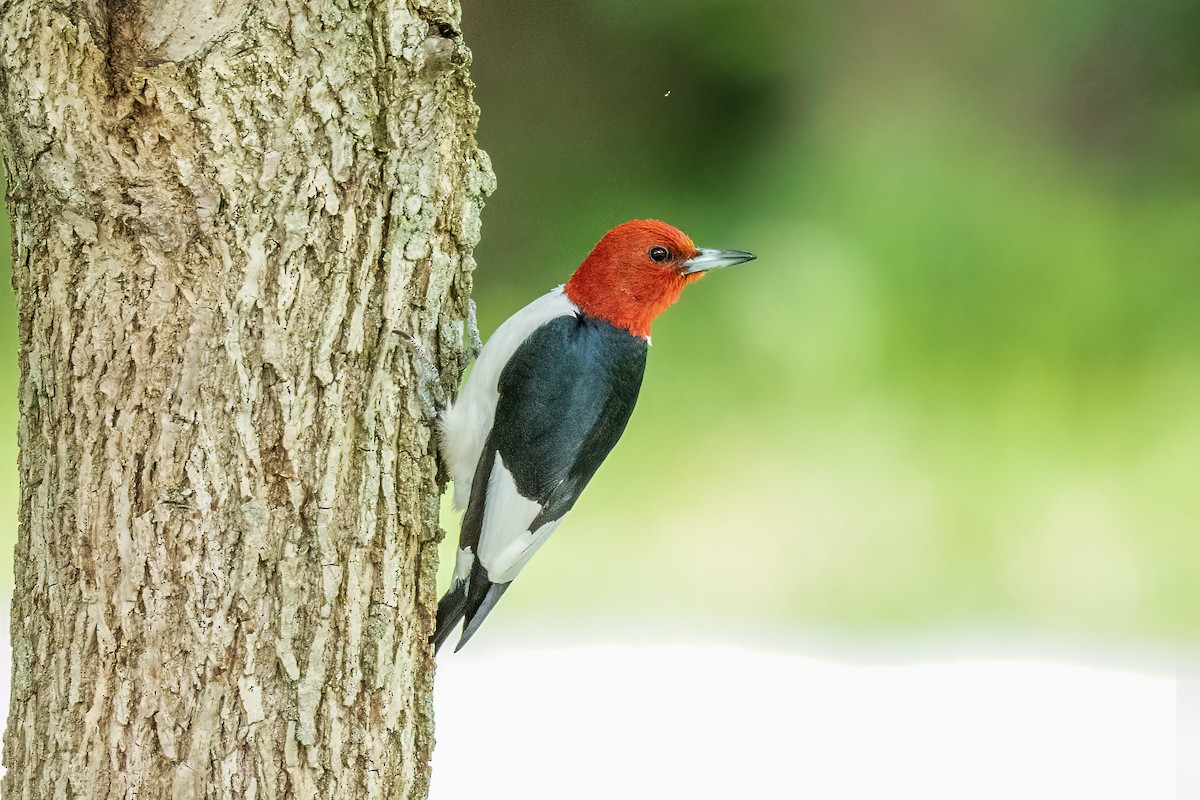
{"left": 0, "top": 0, "right": 492, "bottom": 796}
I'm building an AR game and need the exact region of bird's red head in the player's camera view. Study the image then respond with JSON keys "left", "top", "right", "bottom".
{"left": 563, "top": 220, "right": 704, "bottom": 339}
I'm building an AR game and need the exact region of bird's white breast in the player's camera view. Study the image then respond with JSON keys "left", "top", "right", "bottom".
{"left": 438, "top": 286, "right": 579, "bottom": 509}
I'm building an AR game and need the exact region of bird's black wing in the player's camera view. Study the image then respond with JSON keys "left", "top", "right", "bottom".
{"left": 490, "top": 312, "right": 648, "bottom": 527}
{"left": 434, "top": 313, "right": 647, "bottom": 651}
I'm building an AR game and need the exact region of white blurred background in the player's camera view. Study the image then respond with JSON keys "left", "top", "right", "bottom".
{"left": 429, "top": 623, "right": 1181, "bottom": 799}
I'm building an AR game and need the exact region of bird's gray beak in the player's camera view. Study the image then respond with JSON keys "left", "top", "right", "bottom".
{"left": 683, "top": 247, "right": 757, "bottom": 274}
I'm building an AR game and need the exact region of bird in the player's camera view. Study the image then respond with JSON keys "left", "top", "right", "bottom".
{"left": 432, "top": 219, "right": 755, "bottom": 652}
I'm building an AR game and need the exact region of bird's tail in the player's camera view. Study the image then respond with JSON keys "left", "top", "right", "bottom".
{"left": 456, "top": 573, "right": 510, "bottom": 652}
{"left": 432, "top": 582, "right": 469, "bottom": 653}
{"left": 431, "top": 562, "right": 512, "bottom": 653}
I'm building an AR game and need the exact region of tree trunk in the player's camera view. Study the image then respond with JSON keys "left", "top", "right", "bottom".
{"left": 0, "top": 0, "right": 491, "bottom": 796}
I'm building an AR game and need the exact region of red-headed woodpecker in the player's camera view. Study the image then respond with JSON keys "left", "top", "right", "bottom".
{"left": 433, "top": 219, "right": 755, "bottom": 651}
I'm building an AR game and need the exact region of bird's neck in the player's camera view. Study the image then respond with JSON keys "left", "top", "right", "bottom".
{"left": 564, "top": 259, "right": 694, "bottom": 339}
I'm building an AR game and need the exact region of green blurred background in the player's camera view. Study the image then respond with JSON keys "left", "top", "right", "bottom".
{"left": 4, "top": 0, "right": 1199, "bottom": 641}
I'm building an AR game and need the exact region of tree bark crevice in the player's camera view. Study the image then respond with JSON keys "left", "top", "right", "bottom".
{"left": 0, "top": 0, "right": 490, "bottom": 796}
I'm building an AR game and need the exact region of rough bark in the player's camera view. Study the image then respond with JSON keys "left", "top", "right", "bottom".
{"left": 0, "top": 0, "right": 492, "bottom": 796}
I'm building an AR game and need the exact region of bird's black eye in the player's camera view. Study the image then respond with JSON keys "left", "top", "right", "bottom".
{"left": 648, "top": 245, "right": 671, "bottom": 263}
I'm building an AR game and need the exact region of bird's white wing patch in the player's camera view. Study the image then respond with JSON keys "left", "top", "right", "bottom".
{"left": 438, "top": 287, "right": 578, "bottom": 509}
{"left": 477, "top": 453, "right": 563, "bottom": 584}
